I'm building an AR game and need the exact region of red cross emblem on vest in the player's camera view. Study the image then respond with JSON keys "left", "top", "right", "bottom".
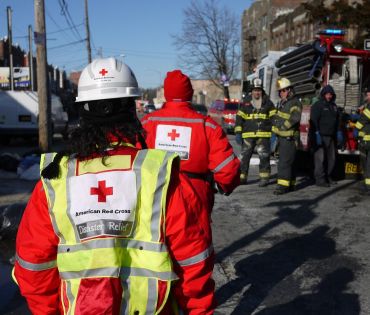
{"left": 167, "top": 129, "right": 180, "bottom": 141}
{"left": 99, "top": 68, "right": 108, "bottom": 76}
{"left": 90, "top": 180, "right": 113, "bottom": 202}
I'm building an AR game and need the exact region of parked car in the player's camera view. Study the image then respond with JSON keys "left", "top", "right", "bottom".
{"left": 191, "top": 103, "right": 208, "bottom": 116}
{"left": 143, "top": 104, "right": 156, "bottom": 114}
{"left": 208, "top": 99, "right": 240, "bottom": 134}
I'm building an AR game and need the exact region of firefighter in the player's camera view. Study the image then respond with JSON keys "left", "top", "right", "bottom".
{"left": 272, "top": 77, "right": 302, "bottom": 195}
{"left": 310, "top": 85, "right": 343, "bottom": 187}
{"left": 355, "top": 84, "right": 370, "bottom": 194}
{"left": 235, "top": 78, "right": 276, "bottom": 186}
{"left": 142, "top": 69, "right": 240, "bottom": 212}
{"left": 13, "top": 58, "right": 215, "bottom": 314}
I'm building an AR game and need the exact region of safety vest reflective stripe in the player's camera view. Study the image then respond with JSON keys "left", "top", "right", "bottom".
{"left": 242, "top": 131, "right": 272, "bottom": 138}
{"left": 213, "top": 153, "right": 235, "bottom": 173}
{"left": 147, "top": 116, "right": 204, "bottom": 123}
{"left": 234, "top": 126, "right": 242, "bottom": 132}
{"left": 355, "top": 121, "right": 364, "bottom": 129}
{"left": 58, "top": 238, "right": 168, "bottom": 254}
{"left": 277, "top": 179, "right": 290, "bottom": 187}
{"left": 59, "top": 267, "right": 177, "bottom": 281}
{"left": 276, "top": 111, "right": 290, "bottom": 120}
{"left": 205, "top": 122, "right": 217, "bottom": 129}
{"left": 365, "top": 178, "right": 370, "bottom": 185}
{"left": 363, "top": 108, "right": 370, "bottom": 120}
{"left": 64, "top": 280, "right": 79, "bottom": 315}
{"left": 41, "top": 153, "right": 67, "bottom": 244}
{"left": 15, "top": 253, "right": 57, "bottom": 271}
{"left": 177, "top": 245, "right": 214, "bottom": 267}
{"left": 41, "top": 149, "right": 178, "bottom": 314}
{"left": 269, "top": 109, "right": 277, "bottom": 117}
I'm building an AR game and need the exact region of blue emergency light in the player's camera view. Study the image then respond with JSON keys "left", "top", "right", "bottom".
{"left": 323, "top": 29, "right": 345, "bottom": 35}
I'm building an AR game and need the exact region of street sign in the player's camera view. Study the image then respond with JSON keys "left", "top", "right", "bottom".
{"left": 364, "top": 39, "right": 370, "bottom": 51}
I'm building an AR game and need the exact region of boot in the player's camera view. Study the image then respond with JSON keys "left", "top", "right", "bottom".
{"left": 258, "top": 179, "right": 269, "bottom": 187}
{"left": 273, "top": 185, "right": 289, "bottom": 195}
{"left": 240, "top": 173, "right": 247, "bottom": 185}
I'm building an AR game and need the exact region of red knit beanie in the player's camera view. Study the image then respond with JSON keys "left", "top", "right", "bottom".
{"left": 164, "top": 70, "right": 193, "bottom": 102}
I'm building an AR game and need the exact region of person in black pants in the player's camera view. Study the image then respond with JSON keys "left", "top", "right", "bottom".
{"left": 272, "top": 78, "right": 302, "bottom": 195}
{"left": 310, "top": 85, "right": 343, "bottom": 187}
{"left": 355, "top": 84, "right": 370, "bottom": 194}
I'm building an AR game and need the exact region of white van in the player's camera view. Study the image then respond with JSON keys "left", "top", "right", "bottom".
{"left": 0, "top": 90, "right": 68, "bottom": 141}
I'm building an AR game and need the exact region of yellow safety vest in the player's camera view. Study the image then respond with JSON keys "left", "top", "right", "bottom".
{"left": 40, "top": 149, "right": 178, "bottom": 315}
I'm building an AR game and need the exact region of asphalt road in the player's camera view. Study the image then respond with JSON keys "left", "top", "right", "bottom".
{"left": 0, "top": 135, "right": 369, "bottom": 314}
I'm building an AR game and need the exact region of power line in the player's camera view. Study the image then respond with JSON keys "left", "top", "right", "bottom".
{"left": 58, "top": 0, "right": 84, "bottom": 41}
{"left": 48, "top": 22, "right": 84, "bottom": 35}
{"left": 49, "top": 38, "right": 85, "bottom": 50}
{"left": 46, "top": 6, "right": 74, "bottom": 42}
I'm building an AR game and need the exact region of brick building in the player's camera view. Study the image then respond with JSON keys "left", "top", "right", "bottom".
{"left": 241, "top": 0, "right": 305, "bottom": 79}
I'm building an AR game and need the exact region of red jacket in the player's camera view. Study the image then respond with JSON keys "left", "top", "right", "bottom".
{"left": 14, "top": 146, "right": 215, "bottom": 315}
{"left": 142, "top": 102, "right": 240, "bottom": 209}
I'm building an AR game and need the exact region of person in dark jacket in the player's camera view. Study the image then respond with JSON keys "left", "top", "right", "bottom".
{"left": 310, "top": 85, "right": 343, "bottom": 187}
{"left": 235, "top": 78, "right": 276, "bottom": 186}
{"left": 272, "top": 77, "right": 302, "bottom": 195}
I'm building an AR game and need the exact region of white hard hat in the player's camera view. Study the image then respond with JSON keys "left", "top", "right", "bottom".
{"left": 277, "top": 77, "right": 292, "bottom": 90}
{"left": 251, "top": 78, "right": 263, "bottom": 90}
{"left": 76, "top": 57, "right": 140, "bottom": 103}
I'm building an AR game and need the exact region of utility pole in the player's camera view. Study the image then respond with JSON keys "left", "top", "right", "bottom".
{"left": 34, "top": 0, "right": 51, "bottom": 151}
{"left": 28, "top": 25, "right": 34, "bottom": 91}
{"left": 7, "top": 6, "right": 14, "bottom": 91}
{"left": 84, "top": 0, "right": 92, "bottom": 63}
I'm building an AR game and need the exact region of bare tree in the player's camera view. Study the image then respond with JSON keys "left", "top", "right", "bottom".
{"left": 173, "top": 0, "right": 240, "bottom": 99}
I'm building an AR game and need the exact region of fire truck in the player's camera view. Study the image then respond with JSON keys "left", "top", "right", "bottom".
{"left": 244, "top": 29, "right": 370, "bottom": 178}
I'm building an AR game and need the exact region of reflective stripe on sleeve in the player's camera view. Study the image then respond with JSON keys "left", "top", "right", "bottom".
{"left": 147, "top": 117, "right": 204, "bottom": 123}
{"left": 365, "top": 178, "right": 370, "bottom": 185}
{"left": 355, "top": 121, "right": 363, "bottom": 129}
{"left": 269, "top": 109, "right": 277, "bottom": 117}
{"left": 277, "top": 111, "right": 290, "bottom": 120}
{"left": 176, "top": 245, "right": 214, "bottom": 267}
{"left": 205, "top": 122, "right": 217, "bottom": 129}
{"left": 290, "top": 106, "right": 301, "bottom": 113}
{"left": 234, "top": 126, "right": 242, "bottom": 132}
{"left": 16, "top": 253, "right": 57, "bottom": 271}
{"left": 363, "top": 108, "right": 370, "bottom": 120}
{"left": 212, "top": 154, "right": 235, "bottom": 173}
{"left": 363, "top": 135, "right": 370, "bottom": 141}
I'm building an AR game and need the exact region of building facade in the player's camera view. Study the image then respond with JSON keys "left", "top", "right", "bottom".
{"left": 241, "top": 0, "right": 305, "bottom": 79}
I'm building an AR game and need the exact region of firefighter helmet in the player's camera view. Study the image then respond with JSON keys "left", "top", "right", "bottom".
{"left": 251, "top": 78, "right": 263, "bottom": 90}
{"left": 277, "top": 77, "right": 292, "bottom": 90}
{"left": 76, "top": 57, "right": 140, "bottom": 103}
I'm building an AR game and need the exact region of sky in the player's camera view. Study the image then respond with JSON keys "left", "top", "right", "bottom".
{"left": 0, "top": 0, "right": 252, "bottom": 88}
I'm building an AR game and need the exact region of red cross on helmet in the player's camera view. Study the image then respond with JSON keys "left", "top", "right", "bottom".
{"left": 76, "top": 57, "right": 140, "bottom": 102}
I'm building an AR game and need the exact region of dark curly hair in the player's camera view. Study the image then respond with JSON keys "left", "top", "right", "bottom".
{"left": 42, "top": 97, "right": 146, "bottom": 179}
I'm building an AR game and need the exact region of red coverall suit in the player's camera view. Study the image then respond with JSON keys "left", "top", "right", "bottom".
{"left": 14, "top": 145, "right": 215, "bottom": 315}
{"left": 142, "top": 70, "right": 240, "bottom": 212}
